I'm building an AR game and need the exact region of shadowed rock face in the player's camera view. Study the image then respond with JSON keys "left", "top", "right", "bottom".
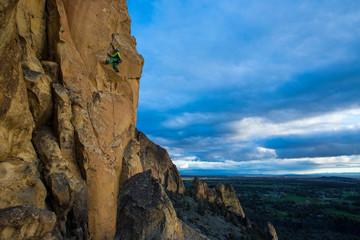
{"left": 119, "top": 129, "right": 186, "bottom": 194}
{"left": 115, "top": 170, "right": 184, "bottom": 240}
{"left": 136, "top": 130, "right": 186, "bottom": 194}
{"left": 191, "top": 177, "right": 246, "bottom": 218}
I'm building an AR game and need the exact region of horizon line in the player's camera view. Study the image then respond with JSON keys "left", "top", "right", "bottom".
{"left": 180, "top": 173, "right": 360, "bottom": 178}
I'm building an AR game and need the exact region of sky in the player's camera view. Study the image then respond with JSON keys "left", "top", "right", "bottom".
{"left": 127, "top": 0, "right": 360, "bottom": 176}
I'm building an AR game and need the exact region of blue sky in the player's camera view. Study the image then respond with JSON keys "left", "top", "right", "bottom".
{"left": 128, "top": 0, "right": 360, "bottom": 175}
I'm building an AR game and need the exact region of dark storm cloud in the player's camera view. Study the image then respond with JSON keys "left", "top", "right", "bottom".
{"left": 263, "top": 129, "right": 360, "bottom": 158}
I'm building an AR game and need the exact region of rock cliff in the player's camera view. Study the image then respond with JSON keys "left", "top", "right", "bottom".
{"left": 191, "top": 177, "right": 245, "bottom": 218}
{"left": 120, "top": 129, "right": 185, "bottom": 194}
{"left": 0, "top": 0, "right": 145, "bottom": 238}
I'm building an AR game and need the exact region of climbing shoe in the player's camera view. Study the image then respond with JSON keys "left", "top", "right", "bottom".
{"left": 115, "top": 69, "right": 119, "bottom": 73}
{"left": 105, "top": 60, "right": 109, "bottom": 64}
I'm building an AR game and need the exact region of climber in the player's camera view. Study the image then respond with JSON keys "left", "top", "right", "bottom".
{"left": 105, "top": 42, "right": 122, "bottom": 73}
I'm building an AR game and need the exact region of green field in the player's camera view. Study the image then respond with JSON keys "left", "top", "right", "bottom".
{"left": 325, "top": 209, "right": 360, "bottom": 220}
{"left": 282, "top": 194, "right": 308, "bottom": 203}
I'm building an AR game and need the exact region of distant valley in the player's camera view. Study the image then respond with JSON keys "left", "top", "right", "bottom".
{"left": 181, "top": 176, "right": 360, "bottom": 240}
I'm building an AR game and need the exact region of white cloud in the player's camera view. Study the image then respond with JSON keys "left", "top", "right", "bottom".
{"left": 173, "top": 155, "right": 360, "bottom": 175}
{"left": 252, "top": 147, "right": 278, "bottom": 159}
{"left": 162, "top": 112, "right": 218, "bottom": 129}
{"left": 173, "top": 159, "right": 237, "bottom": 170}
{"left": 230, "top": 108, "right": 360, "bottom": 141}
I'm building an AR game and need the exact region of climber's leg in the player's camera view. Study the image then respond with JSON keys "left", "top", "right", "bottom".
{"left": 107, "top": 58, "right": 119, "bottom": 72}
{"left": 108, "top": 58, "right": 117, "bottom": 64}
{"left": 113, "top": 62, "right": 119, "bottom": 72}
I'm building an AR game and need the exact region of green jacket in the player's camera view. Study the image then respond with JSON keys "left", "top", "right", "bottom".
{"left": 111, "top": 45, "right": 121, "bottom": 61}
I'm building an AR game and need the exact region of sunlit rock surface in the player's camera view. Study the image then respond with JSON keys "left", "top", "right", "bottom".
{"left": 1, "top": 0, "right": 144, "bottom": 238}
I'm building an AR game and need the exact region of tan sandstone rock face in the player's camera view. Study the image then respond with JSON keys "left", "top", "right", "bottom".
{"left": 191, "top": 177, "right": 246, "bottom": 218}
{"left": 45, "top": 0, "right": 143, "bottom": 238}
{"left": 0, "top": 159, "right": 46, "bottom": 209}
{"left": 16, "top": 0, "right": 47, "bottom": 59}
{"left": 33, "top": 126, "right": 87, "bottom": 238}
{"left": 119, "top": 138, "right": 144, "bottom": 187}
{"left": 0, "top": 0, "right": 37, "bottom": 163}
{"left": 115, "top": 170, "right": 184, "bottom": 240}
{"left": 0, "top": 0, "right": 46, "bottom": 213}
{"left": 2, "top": 0, "right": 143, "bottom": 238}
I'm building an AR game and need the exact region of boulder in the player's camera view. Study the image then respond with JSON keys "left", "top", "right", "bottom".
{"left": 115, "top": 170, "right": 184, "bottom": 240}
